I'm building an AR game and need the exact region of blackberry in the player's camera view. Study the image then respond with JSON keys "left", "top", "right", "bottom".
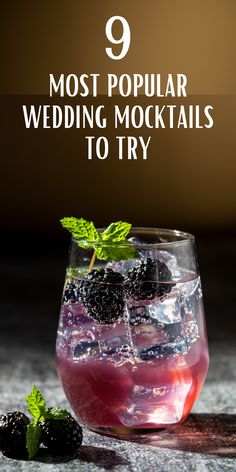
{"left": 0, "top": 411, "right": 30, "bottom": 458}
{"left": 127, "top": 257, "right": 173, "bottom": 301}
{"left": 63, "top": 280, "right": 79, "bottom": 303}
{"left": 40, "top": 413, "right": 83, "bottom": 454}
{"left": 79, "top": 268, "right": 125, "bottom": 324}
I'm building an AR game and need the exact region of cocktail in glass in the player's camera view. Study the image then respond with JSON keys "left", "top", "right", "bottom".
{"left": 56, "top": 228, "right": 209, "bottom": 437}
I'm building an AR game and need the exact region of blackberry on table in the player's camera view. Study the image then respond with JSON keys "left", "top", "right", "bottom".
{"left": 79, "top": 268, "right": 125, "bottom": 324}
{"left": 0, "top": 411, "right": 30, "bottom": 459}
{"left": 127, "top": 257, "right": 173, "bottom": 301}
{"left": 40, "top": 413, "right": 83, "bottom": 454}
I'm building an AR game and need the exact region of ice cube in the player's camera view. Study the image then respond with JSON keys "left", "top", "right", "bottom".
{"left": 180, "top": 276, "right": 201, "bottom": 298}
{"left": 182, "top": 313, "right": 199, "bottom": 345}
{"left": 73, "top": 341, "right": 100, "bottom": 360}
{"left": 127, "top": 303, "right": 184, "bottom": 351}
{"left": 165, "top": 321, "right": 183, "bottom": 342}
{"left": 98, "top": 321, "right": 132, "bottom": 356}
{"left": 61, "top": 303, "right": 91, "bottom": 329}
{"left": 138, "top": 340, "right": 188, "bottom": 360}
{"left": 100, "top": 334, "right": 131, "bottom": 355}
{"left": 179, "top": 280, "right": 200, "bottom": 345}
{"left": 128, "top": 305, "right": 153, "bottom": 326}
{"left": 158, "top": 250, "right": 181, "bottom": 279}
{"left": 118, "top": 383, "right": 191, "bottom": 426}
{"left": 131, "top": 322, "right": 168, "bottom": 351}
{"left": 106, "top": 258, "right": 139, "bottom": 276}
{"left": 147, "top": 296, "right": 181, "bottom": 324}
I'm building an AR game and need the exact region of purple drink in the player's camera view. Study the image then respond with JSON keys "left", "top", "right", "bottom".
{"left": 56, "top": 228, "right": 209, "bottom": 436}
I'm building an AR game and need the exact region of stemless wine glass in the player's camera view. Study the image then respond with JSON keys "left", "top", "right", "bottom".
{"left": 56, "top": 228, "right": 209, "bottom": 437}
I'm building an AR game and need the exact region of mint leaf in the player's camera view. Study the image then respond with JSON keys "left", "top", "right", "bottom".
{"left": 96, "top": 243, "right": 138, "bottom": 262}
{"left": 61, "top": 217, "right": 139, "bottom": 264}
{"left": 25, "top": 385, "right": 47, "bottom": 424}
{"left": 97, "top": 221, "right": 138, "bottom": 261}
{"left": 60, "top": 218, "right": 99, "bottom": 248}
{"left": 26, "top": 423, "right": 42, "bottom": 459}
{"left": 24, "top": 386, "right": 72, "bottom": 459}
{"left": 45, "top": 407, "right": 69, "bottom": 420}
{"left": 101, "top": 222, "right": 131, "bottom": 242}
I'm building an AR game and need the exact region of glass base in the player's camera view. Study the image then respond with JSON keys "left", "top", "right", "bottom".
{"left": 91, "top": 426, "right": 166, "bottom": 439}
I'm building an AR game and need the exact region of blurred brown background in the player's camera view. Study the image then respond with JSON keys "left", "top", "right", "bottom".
{"left": 0, "top": 0, "right": 236, "bottom": 237}
{"left": 0, "top": 0, "right": 236, "bottom": 347}
{"left": 1, "top": 0, "right": 236, "bottom": 95}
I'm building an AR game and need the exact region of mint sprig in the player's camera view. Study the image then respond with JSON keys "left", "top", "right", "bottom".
{"left": 60, "top": 218, "right": 138, "bottom": 268}
{"left": 25, "top": 385, "right": 69, "bottom": 459}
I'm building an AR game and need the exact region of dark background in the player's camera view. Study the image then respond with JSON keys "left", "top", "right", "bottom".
{"left": 0, "top": 0, "right": 236, "bottom": 354}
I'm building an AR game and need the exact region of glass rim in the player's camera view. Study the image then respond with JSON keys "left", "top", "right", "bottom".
{"left": 72, "top": 227, "right": 195, "bottom": 248}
